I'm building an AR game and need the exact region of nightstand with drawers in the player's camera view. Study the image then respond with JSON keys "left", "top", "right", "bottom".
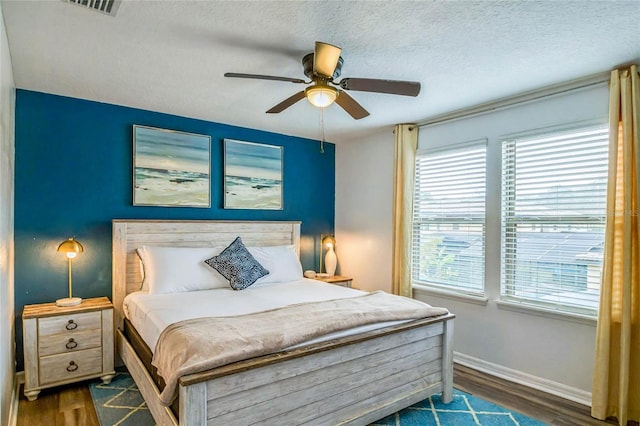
{"left": 22, "top": 297, "right": 115, "bottom": 401}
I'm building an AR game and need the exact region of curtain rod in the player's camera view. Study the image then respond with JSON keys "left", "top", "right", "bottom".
{"left": 412, "top": 71, "right": 612, "bottom": 130}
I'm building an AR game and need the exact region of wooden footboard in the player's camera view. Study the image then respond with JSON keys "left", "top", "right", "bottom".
{"left": 118, "top": 313, "right": 454, "bottom": 426}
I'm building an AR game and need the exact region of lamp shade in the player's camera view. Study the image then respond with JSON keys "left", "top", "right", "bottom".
{"left": 57, "top": 237, "right": 84, "bottom": 258}
{"left": 322, "top": 235, "right": 336, "bottom": 247}
{"left": 305, "top": 84, "right": 338, "bottom": 108}
{"left": 56, "top": 237, "right": 84, "bottom": 307}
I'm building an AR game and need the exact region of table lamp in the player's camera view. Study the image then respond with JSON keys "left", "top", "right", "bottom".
{"left": 56, "top": 237, "right": 84, "bottom": 307}
{"left": 321, "top": 235, "right": 337, "bottom": 276}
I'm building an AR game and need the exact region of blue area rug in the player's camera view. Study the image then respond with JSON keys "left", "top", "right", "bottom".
{"left": 90, "top": 372, "right": 547, "bottom": 425}
{"left": 371, "top": 390, "right": 547, "bottom": 426}
{"left": 89, "top": 372, "right": 153, "bottom": 425}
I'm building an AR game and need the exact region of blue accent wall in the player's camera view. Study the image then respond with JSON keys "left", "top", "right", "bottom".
{"left": 14, "top": 90, "right": 335, "bottom": 369}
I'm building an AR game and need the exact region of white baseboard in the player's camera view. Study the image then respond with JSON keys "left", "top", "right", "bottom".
{"left": 454, "top": 352, "right": 592, "bottom": 407}
{"left": 8, "top": 371, "right": 24, "bottom": 426}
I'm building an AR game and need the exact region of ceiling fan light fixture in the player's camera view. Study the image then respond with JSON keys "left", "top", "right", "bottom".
{"left": 305, "top": 84, "right": 338, "bottom": 108}
{"left": 226, "top": 40, "right": 417, "bottom": 119}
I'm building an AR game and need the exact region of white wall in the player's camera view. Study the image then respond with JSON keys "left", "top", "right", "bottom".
{"left": 335, "top": 83, "right": 609, "bottom": 401}
{"left": 335, "top": 129, "right": 395, "bottom": 292}
{"left": 0, "top": 2, "right": 15, "bottom": 424}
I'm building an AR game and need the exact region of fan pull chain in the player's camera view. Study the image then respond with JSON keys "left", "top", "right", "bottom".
{"left": 319, "top": 107, "right": 326, "bottom": 153}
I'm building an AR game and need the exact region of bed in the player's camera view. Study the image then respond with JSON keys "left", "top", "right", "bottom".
{"left": 112, "top": 219, "right": 455, "bottom": 426}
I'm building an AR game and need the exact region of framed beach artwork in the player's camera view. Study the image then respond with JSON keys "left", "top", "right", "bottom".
{"left": 223, "top": 139, "right": 283, "bottom": 210}
{"left": 133, "top": 125, "right": 211, "bottom": 207}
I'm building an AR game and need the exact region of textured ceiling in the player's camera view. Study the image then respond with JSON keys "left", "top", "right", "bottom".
{"left": 2, "top": 1, "right": 639, "bottom": 142}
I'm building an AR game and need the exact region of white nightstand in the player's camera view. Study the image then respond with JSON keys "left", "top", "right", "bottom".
{"left": 22, "top": 297, "right": 115, "bottom": 401}
{"left": 313, "top": 275, "right": 353, "bottom": 288}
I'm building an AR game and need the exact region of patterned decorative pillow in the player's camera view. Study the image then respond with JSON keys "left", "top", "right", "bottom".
{"left": 204, "top": 237, "right": 269, "bottom": 290}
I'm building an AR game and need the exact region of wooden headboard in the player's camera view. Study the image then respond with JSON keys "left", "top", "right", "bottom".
{"left": 112, "top": 219, "right": 301, "bottom": 328}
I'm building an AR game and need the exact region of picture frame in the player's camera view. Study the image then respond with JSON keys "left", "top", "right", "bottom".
{"left": 223, "top": 139, "right": 283, "bottom": 210}
{"left": 133, "top": 125, "right": 211, "bottom": 207}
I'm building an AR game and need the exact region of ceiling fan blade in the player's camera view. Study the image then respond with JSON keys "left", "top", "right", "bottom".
{"left": 266, "top": 91, "right": 306, "bottom": 114}
{"left": 224, "top": 73, "right": 306, "bottom": 84}
{"left": 335, "top": 91, "right": 370, "bottom": 120}
{"left": 313, "top": 41, "right": 342, "bottom": 78}
{"left": 338, "top": 78, "right": 421, "bottom": 96}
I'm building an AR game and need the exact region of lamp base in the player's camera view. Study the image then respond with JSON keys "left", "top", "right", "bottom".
{"left": 56, "top": 297, "right": 82, "bottom": 307}
{"left": 325, "top": 247, "right": 337, "bottom": 277}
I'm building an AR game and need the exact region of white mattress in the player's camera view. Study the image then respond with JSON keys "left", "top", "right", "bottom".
{"left": 123, "top": 278, "right": 406, "bottom": 352}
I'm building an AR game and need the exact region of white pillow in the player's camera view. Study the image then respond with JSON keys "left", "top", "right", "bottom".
{"left": 137, "top": 246, "right": 228, "bottom": 294}
{"left": 248, "top": 245, "right": 303, "bottom": 285}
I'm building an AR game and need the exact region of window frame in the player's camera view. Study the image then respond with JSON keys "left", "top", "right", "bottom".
{"left": 411, "top": 139, "right": 488, "bottom": 296}
{"left": 499, "top": 120, "right": 609, "bottom": 316}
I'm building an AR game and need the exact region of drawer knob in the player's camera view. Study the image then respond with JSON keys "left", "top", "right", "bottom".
{"left": 65, "top": 338, "right": 78, "bottom": 350}
{"left": 66, "top": 361, "right": 78, "bottom": 372}
{"left": 65, "top": 320, "right": 78, "bottom": 331}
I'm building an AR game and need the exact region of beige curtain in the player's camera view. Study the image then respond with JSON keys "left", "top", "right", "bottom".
{"left": 391, "top": 124, "right": 418, "bottom": 297}
{"left": 592, "top": 65, "right": 640, "bottom": 425}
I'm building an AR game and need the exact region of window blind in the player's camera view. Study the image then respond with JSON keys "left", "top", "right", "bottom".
{"left": 500, "top": 124, "right": 609, "bottom": 314}
{"left": 412, "top": 142, "right": 486, "bottom": 294}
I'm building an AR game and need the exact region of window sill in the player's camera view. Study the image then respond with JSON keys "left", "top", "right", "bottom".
{"left": 412, "top": 285, "right": 489, "bottom": 306}
{"left": 495, "top": 300, "right": 597, "bottom": 326}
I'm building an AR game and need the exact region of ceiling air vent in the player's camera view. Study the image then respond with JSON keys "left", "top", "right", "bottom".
{"left": 64, "top": 0, "right": 121, "bottom": 17}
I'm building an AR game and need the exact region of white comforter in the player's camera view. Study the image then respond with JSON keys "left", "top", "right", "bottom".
{"left": 123, "top": 278, "right": 405, "bottom": 352}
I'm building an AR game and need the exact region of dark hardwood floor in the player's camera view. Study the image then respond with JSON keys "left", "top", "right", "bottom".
{"left": 17, "top": 382, "right": 99, "bottom": 426}
{"left": 17, "top": 363, "right": 638, "bottom": 426}
{"left": 453, "top": 364, "right": 634, "bottom": 426}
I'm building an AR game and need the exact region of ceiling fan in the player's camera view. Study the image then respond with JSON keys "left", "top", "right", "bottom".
{"left": 224, "top": 41, "right": 421, "bottom": 120}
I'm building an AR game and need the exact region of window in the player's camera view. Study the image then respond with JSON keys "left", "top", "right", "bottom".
{"left": 501, "top": 123, "right": 609, "bottom": 315}
{"left": 412, "top": 141, "right": 487, "bottom": 294}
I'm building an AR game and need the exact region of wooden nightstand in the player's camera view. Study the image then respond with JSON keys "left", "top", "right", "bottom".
{"left": 22, "top": 297, "right": 115, "bottom": 401}
{"left": 313, "top": 275, "right": 353, "bottom": 288}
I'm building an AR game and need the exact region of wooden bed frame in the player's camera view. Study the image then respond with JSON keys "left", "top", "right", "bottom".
{"left": 112, "top": 219, "right": 455, "bottom": 426}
